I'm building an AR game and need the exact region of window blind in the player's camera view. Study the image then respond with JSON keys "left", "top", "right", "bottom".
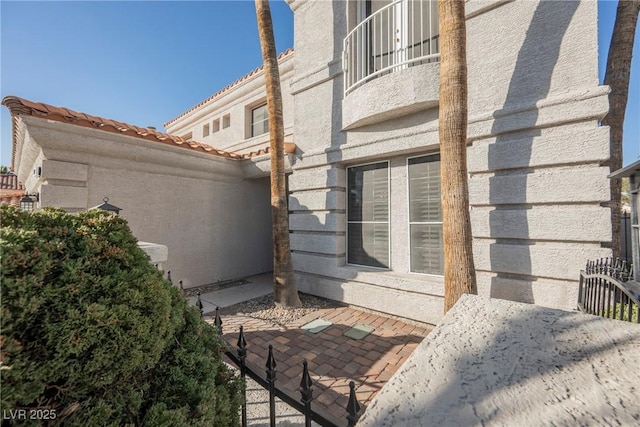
{"left": 408, "top": 155, "right": 443, "bottom": 275}
{"left": 347, "top": 162, "right": 389, "bottom": 268}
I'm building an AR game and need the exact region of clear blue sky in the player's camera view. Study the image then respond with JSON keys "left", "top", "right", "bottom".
{"left": 1, "top": 0, "right": 638, "bottom": 167}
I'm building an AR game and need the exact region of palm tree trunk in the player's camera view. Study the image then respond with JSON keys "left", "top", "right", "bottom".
{"left": 438, "top": 0, "right": 477, "bottom": 313}
{"left": 603, "top": 0, "right": 640, "bottom": 259}
{"left": 255, "top": 0, "right": 301, "bottom": 308}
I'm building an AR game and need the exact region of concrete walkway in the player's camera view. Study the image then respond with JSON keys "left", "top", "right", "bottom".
{"left": 187, "top": 273, "right": 272, "bottom": 313}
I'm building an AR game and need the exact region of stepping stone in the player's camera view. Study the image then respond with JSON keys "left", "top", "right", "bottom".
{"left": 344, "top": 324, "right": 374, "bottom": 340}
{"left": 301, "top": 318, "right": 333, "bottom": 334}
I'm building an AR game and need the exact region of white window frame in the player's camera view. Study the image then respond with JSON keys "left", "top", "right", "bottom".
{"left": 346, "top": 160, "right": 391, "bottom": 270}
{"left": 250, "top": 103, "right": 269, "bottom": 137}
{"left": 407, "top": 153, "right": 444, "bottom": 276}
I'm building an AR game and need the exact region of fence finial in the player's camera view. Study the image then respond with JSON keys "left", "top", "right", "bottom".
{"left": 237, "top": 325, "right": 247, "bottom": 354}
{"left": 214, "top": 306, "right": 223, "bottom": 333}
{"left": 196, "top": 291, "right": 204, "bottom": 317}
{"left": 346, "top": 381, "right": 361, "bottom": 426}
{"left": 300, "top": 360, "right": 313, "bottom": 427}
{"left": 266, "top": 344, "right": 277, "bottom": 375}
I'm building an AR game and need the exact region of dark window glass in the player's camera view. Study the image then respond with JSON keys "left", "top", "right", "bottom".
{"left": 347, "top": 162, "right": 389, "bottom": 268}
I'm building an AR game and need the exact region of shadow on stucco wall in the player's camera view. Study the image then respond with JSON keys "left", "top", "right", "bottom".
{"left": 361, "top": 302, "right": 638, "bottom": 425}
{"left": 487, "top": 1, "right": 578, "bottom": 303}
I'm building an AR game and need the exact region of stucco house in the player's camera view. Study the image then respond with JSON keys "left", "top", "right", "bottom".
{"left": 3, "top": 0, "right": 611, "bottom": 324}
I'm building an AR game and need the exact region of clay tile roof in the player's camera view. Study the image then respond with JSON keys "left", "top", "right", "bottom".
{"left": 2, "top": 96, "right": 243, "bottom": 161}
{"left": 0, "top": 174, "right": 25, "bottom": 206}
{"left": 163, "top": 48, "right": 294, "bottom": 128}
{"left": 0, "top": 192, "right": 25, "bottom": 206}
{"left": 0, "top": 173, "right": 24, "bottom": 191}
{"left": 237, "top": 142, "right": 296, "bottom": 160}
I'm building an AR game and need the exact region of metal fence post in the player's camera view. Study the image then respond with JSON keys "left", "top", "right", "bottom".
{"left": 346, "top": 381, "right": 361, "bottom": 427}
{"left": 214, "top": 306, "right": 223, "bottom": 334}
{"left": 196, "top": 291, "right": 203, "bottom": 318}
{"left": 266, "top": 344, "right": 277, "bottom": 427}
{"left": 237, "top": 326, "right": 247, "bottom": 427}
{"left": 299, "top": 360, "right": 313, "bottom": 427}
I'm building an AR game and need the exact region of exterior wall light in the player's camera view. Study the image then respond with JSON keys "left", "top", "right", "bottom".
{"left": 19, "top": 193, "right": 39, "bottom": 211}
{"left": 91, "top": 197, "right": 122, "bottom": 215}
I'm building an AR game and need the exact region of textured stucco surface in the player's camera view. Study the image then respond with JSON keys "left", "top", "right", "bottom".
{"left": 8, "top": 0, "right": 614, "bottom": 325}
{"left": 284, "top": 0, "right": 612, "bottom": 323}
{"left": 358, "top": 295, "right": 640, "bottom": 427}
{"left": 14, "top": 116, "right": 273, "bottom": 288}
{"left": 165, "top": 54, "right": 295, "bottom": 156}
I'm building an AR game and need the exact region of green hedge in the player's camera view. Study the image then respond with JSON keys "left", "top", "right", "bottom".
{"left": 0, "top": 205, "right": 241, "bottom": 426}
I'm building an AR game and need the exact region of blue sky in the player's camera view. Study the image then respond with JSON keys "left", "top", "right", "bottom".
{"left": 1, "top": 0, "right": 638, "bottom": 168}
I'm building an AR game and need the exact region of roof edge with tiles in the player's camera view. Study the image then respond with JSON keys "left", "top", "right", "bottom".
{"left": 2, "top": 96, "right": 246, "bottom": 162}
{"left": 163, "top": 48, "right": 294, "bottom": 128}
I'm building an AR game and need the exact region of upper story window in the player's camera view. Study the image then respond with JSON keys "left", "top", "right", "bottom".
{"left": 408, "top": 154, "right": 443, "bottom": 275}
{"left": 202, "top": 123, "right": 210, "bottom": 137}
{"left": 181, "top": 132, "right": 192, "bottom": 141}
{"left": 223, "top": 114, "right": 231, "bottom": 129}
{"left": 251, "top": 103, "right": 269, "bottom": 137}
{"left": 344, "top": 0, "right": 440, "bottom": 95}
{"left": 347, "top": 162, "right": 390, "bottom": 269}
{"left": 212, "top": 119, "right": 220, "bottom": 133}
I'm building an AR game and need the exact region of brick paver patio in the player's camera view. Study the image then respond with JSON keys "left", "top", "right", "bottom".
{"left": 209, "top": 301, "right": 433, "bottom": 420}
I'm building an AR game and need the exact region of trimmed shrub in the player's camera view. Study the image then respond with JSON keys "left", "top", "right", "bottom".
{"left": 0, "top": 205, "right": 241, "bottom": 426}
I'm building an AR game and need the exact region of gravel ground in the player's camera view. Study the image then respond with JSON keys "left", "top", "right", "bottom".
{"left": 224, "top": 363, "right": 320, "bottom": 427}
{"left": 221, "top": 293, "right": 340, "bottom": 327}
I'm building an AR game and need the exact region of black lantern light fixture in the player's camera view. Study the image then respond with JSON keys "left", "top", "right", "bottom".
{"left": 19, "top": 193, "right": 39, "bottom": 211}
{"left": 91, "top": 197, "right": 122, "bottom": 215}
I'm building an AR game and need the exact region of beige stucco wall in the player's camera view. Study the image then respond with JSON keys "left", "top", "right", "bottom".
{"left": 285, "top": 0, "right": 611, "bottom": 324}
{"left": 165, "top": 54, "right": 295, "bottom": 156}
{"left": 14, "top": 115, "right": 273, "bottom": 288}
{"left": 9, "top": 0, "right": 612, "bottom": 324}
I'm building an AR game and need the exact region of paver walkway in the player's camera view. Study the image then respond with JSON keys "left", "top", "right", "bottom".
{"left": 211, "top": 301, "right": 433, "bottom": 420}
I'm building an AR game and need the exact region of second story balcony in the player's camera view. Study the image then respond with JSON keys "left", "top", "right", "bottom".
{"left": 343, "top": 0, "right": 440, "bottom": 96}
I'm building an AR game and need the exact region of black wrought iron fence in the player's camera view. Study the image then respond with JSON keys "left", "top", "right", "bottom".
{"left": 210, "top": 306, "right": 362, "bottom": 427}
{"left": 578, "top": 258, "right": 639, "bottom": 323}
{"left": 166, "top": 271, "right": 364, "bottom": 426}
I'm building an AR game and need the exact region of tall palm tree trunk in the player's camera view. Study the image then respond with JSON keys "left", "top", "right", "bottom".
{"left": 604, "top": 0, "right": 640, "bottom": 259}
{"left": 438, "top": 0, "right": 477, "bottom": 313}
{"left": 255, "top": 0, "right": 301, "bottom": 308}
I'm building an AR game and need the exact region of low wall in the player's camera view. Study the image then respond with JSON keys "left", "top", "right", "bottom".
{"left": 359, "top": 295, "right": 640, "bottom": 426}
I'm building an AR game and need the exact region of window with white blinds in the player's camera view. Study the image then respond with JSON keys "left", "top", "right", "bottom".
{"left": 347, "top": 162, "right": 389, "bottom": 268}
{"left": 408, "top": 154, "right": 444, "bottom": 275}
{"left": 251, "top": 103, "right": 269, "bottom": 137}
